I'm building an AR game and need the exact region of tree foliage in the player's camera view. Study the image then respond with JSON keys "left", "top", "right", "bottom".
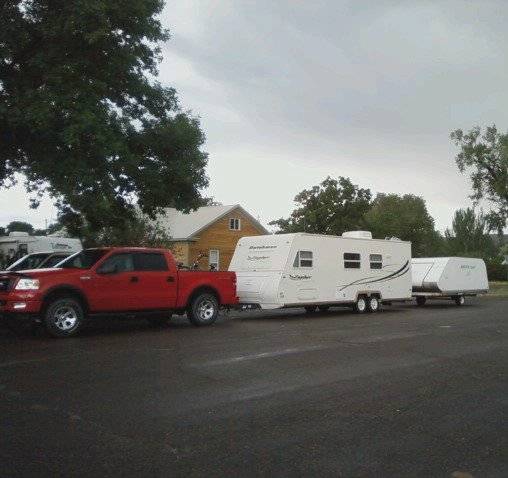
{"left": 6, "top": 220, "right": 34, "bottom": 234}
{"left": 0, "top": 0, "right": 209, "bottom": 236}
{"left": 444, "top": 208, "right": 498, "bottom": 260}
{"left": 364, "top": 194, "right": 442, "bottom": 257}
{"left": 450, "top": 126, "right": 508, "bottom": 231}
{"left": 269, "top": 177, "right": 372, "bottom": 235}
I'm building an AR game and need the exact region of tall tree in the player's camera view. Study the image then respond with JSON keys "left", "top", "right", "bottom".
{"left": 269, "top": 177, "right": 372, "bottom": 235}
{"left": 364, "top": 194, "right": 442, "bottom": 257}
{"left": 444, "top": 208, "right": 498, "bottom": 260}
{"left": 6, "top": 220, "right": 34, "bottom": 234}
{"left": 450, "top": 126, "right": 508, "bottom": 231}
{"left": 0, "top": 0, "right": 208, "bottom": 236}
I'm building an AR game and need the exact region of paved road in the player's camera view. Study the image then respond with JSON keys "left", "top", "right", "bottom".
{"left": 1, "top": 298, "right": 507, "bottom": 477}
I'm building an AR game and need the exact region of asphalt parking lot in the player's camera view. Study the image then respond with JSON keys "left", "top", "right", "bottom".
{"left": 1, "top": 298, "right": 507, "bottom": 477}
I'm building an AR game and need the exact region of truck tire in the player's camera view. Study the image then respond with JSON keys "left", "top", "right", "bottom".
{"left": 416, "top": 296, "right": 427, "bottom": 307}
{"left": 187, "top": 293, "right": 219, "bottom": 326}
{"left": 305, "top": 306, "right": 318, "bottom": 313}
{"left": 454, "top": 295, "right": 465, "bottom": 306}
{"left": 354, "top": 296, "right": 367, "bottom": 314}
{"left": 367, "top": 296, "right": 380, "bottom": 313}
{"left": 43, "top": 297, "right": 84, "bottom": 338}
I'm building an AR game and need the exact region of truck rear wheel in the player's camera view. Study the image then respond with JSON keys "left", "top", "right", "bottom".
{"left": 354, "top": 296, "right": 367, "bottom": 314}
{"left": 43, "top": 297, "right": 84, "bottom": 338}
{"left": 188, "top": 293, "right": 219, "bottom": 326}
{"left": 416, "top": 296, "right": 427, "bottom": 307}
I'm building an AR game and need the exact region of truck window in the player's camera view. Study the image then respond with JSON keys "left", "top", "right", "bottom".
{"left": 133, "top": 253, "right": 168, "bottom": 271}
{"left": 60, "top": 249, "right": 109, "bottom": 269}
{"left": 370, "top": 254, "right": 383, "bottom": 269}
{"left": 344, "top": 253, "right": 361, "bottom": 269}
{"left": 97, "top": 253, "right": 134, "bottom": 273}
{"left": 293, "top": 251, "right": 313, "bottom": 268}
{"left": 7, "top": 253, "right": 49, "bottom": 271}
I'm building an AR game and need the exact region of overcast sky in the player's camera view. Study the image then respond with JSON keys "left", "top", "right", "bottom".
{"left": 1, "top": 0, "right": 507, "bottom": 232}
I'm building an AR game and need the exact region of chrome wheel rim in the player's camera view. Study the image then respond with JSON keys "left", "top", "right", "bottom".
{"left": 53, "top": 305, "right": 78, "bottom": 331}
{"left": 370, "top": 297, "right": 379, "bottom": 311}
{"left": 198, "top": 300, "right": 215, "bottom": 321}
{"left": 357, "top": 298, "right": 366, "bottom": 311}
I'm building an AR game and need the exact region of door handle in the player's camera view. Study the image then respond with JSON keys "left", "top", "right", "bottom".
{"left": 130, "top": 276, "right": 139, "bottom": 283}
{"left": 167, "top": 276, "right": 175, "bottom": 283}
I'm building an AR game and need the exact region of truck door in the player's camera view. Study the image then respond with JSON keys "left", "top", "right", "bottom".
{"left": 86, "top": 252, "right": 138, "bottom": 312}
{"left": 131, "top": 252, "right": 177, "bottom": 310}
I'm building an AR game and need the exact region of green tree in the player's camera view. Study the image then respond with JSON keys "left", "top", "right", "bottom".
{"left": 269, "top": 177, "right": 372, "bottom": 235}
{"left": 444, "top": 208, "right": 498, "bottom": 260}
{"left": 6, "top": 220, "right": 34, "bottom": 234}
{"left": 450, "top": 126, "right": 508, "bottom": 231}
{"left": 0, "top": 0, "right": 208, "bottom": 237}
{"left": 0, "top": 226, "right": 5, "bottom": 236}
{"left": 364, "top": 194, "right": 443, "bottom": 257}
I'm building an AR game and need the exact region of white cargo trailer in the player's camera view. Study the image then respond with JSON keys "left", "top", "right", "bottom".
{"left": 411, "top": 257, "right": 489, "bottom": 306}
{"left": 229, "top": 231, "right": 412, "bottom": 313}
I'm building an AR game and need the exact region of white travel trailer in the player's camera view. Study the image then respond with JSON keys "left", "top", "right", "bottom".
{"left": 229, "top": 231, "right": 412, "bottom": 313}
{"left": 411, "top": 257, "right": 489, "bottom": 306}
{"left": 0, "top": 232, "right": 82, "bottom": 265}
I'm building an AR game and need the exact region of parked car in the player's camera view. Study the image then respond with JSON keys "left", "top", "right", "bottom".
{"left": 0, "top": 247, "right": 238, "bottom": 337}
{"left": 5, "top": 251, "right": 74, "bottom": 272}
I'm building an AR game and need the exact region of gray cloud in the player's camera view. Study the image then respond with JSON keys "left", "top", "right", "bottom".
{"left": 2, "top": 0, "right": 507, "bottom": 231}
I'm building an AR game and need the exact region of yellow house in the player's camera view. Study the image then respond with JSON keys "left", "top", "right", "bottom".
{"left": 158, "top": 205, "right": 269, "bottom": 271}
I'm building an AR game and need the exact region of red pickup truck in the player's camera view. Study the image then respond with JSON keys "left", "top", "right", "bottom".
{"left": 0, "top": 247, "right": 238, "bottom": 337}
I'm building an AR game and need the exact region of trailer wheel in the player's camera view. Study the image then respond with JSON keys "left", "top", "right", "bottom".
{"left": 304, "top": 306, "right": 317, "bottom": 313}
{"left": 416, "top": 297, "right": 427, "bottom": 307}
{"left": 454, "top": 295, "right": 465, "bottom": 306}
{"left": 367, "top": 296, "right": 380, "bottom": 313}
{"left": 354, "top": 296, "right": 367, "bottom": 314}
{"left": 187, "top": 293, "right": 219, "bottom": 326}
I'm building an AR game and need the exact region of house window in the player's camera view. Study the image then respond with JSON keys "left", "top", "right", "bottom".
{"left": 344, "top": 252, "right": 361, "bottom": 269}
{"left": 293, "top": 250, "right": 313, "bottom": 268}
{"left": 229, "top": 218, "right": 241, "bottom": 230}
{"left": 209, "top": 250, "right": 220, "bottom": 271}
{"left": 370, "top": 254, "right": 382, "bottom": 270}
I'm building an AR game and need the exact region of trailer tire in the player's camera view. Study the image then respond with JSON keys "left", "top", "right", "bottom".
{"left": 454, "top": 295, "right": 465, "bottom": 306}
{"left": 304, "top": 306, "right": 318, "bottom": 313}
{"left": 367, "top": 296, "right": 380, "bottom": 313}
{"left": 354, "top": 296, "right": 367, "bottom": 314}
{"left": 187, "top": 293, "right": 219, "bottom": 326}
{"left": 416, "top": 297, "right": 427, "bottom": 307}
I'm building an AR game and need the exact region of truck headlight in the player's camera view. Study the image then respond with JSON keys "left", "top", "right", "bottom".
{"left": 15, "top": 278, "right": 40, "bottom": 290}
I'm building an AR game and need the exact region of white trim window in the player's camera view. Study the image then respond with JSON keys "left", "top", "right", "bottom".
{"left": 370, "top": 254, "right": 383, "bottom": 269}
{"left": 209, "top": 249, "right": 220, "bottom": 270}
{"left": 344, "top": 253, "right": 361, "bottom": 269}
{"left": 293, "top": 250, "right": 313, "bottom": 268}
{"left": 229, "top": 218, "right": 241, "bottom": 230}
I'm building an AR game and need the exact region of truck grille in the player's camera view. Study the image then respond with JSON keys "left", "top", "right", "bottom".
{"left": 0, "top": 277, "right": 12, "bottom": 292}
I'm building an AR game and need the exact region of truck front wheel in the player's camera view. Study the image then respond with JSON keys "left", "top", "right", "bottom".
{"left": 188, "top": 293, "right": 219, "bottom": 326}
{"left": 43, "top": 297, "right": 84, "bottom": 338}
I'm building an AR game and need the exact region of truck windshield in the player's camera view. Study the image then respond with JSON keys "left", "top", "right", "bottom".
{"left": 7, "top": 253, "right": 50, "bottom": 271}
{"left": 59, "top": 249, "right": 109, "bottom": 269}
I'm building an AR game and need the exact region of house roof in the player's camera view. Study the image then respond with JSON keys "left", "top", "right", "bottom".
{"left": 156, "top": 204, "right": 270, "bottom": 240}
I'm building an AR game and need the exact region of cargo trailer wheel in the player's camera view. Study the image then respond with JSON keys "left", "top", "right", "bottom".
{"left": 416, "top": 297, "right": 427, "bottom": 307}
{"left": 454, "top": 295, "right": 465, "bottom": 306}
{"left": 354, "top": 296, "right": 367, "bottom": 314}
{"left": 367, "top": 296, "right": 380, "bottom": 313}
{"left": 43, "top": 297, "right": 84, "bottom": 338}
{"left": 188, "top": 293, "right": 218, "bottom": 326}
{"left": 305, "top": 306, "right": 317, "bottom": 313}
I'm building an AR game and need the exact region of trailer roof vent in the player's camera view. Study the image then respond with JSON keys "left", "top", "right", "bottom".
{"left": 342, "top": 231, "right": 372, "bottom": 239}
{"left": 8, "top": 231, "right": 30, "bottom": 237}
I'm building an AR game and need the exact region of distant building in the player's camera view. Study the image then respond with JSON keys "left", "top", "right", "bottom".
{"left": 157, "top": 205, "right": 269, "bottom": 270}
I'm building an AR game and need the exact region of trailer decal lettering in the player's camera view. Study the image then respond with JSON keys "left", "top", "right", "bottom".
{"left": 289, "top": 274, "right": 312, "bottom": 280}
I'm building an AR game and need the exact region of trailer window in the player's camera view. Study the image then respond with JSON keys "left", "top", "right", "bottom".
{"left": 370, "top": 254, "right": 382, "bottom": 269}
{"left": 344, "top": 253, "right": 361, "bottom": 269}
{"left": 293, "top": 251, "right": 313, "bottom": 268}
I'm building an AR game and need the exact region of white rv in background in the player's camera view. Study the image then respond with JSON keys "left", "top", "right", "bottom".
{"left": 229, "top": 231, "right": 412, "bottom": 313}
{"left": 411, "top": 257, "right": 489, "bottom": 306}
{"left": 0, "top": 232, "right": 82, "bottom": 265}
